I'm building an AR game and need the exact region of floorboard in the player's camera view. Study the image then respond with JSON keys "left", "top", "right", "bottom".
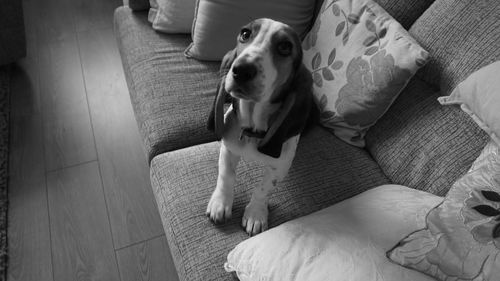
{"left": 8, "top": 179, "right": 53, "bottom": 281}
{"left": 47, "top": 162, "right": 120, "bottom": 281}
{"left": 35, "top": 0, "right": 75, "bottom": 45}
{"left": 8, "top": 113, "right": 44, "bottom": 183}
{"left": 72, "top": 0, "right": 123, "bottom": 32}
{"left": 78, "top": 27, "right": 164, "bottom": 248}
{"left": 116, "top": 236, "right": 179, "bottom": 281}
{"left": 8, "top": 113, "right": 53, "bottom": 281}
{"left": 38, "top": 33, "right": 97, "bottom": 171}
{"left": 7, "top": 3, "right": 54, "bottom": 279}
{"left": 9, "top": 0, "right": 180, "bottom": 280}
{"left": 9, "top": 59, "right": 43, "bottom": 181}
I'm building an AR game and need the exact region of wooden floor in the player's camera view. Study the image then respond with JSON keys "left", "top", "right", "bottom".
{"left": 8, "top": 0, "right": 179, "bottom": 280}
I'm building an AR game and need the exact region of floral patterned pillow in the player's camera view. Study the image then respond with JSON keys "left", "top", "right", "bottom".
{"left": 387, "top": 140, "right": 500, "bottom": 280}
{"left": 302, "top": 0, "right": 429, "bottom": 147}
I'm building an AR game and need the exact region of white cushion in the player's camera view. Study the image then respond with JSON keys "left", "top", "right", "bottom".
{"left": 148, "top": 0, "right": 196, "bottom": 34}
{"left": 438, "top": 61, "right": 500, "bottom": 146}
{"left": 225, "top": 184, "right": 442, "bottom": 281}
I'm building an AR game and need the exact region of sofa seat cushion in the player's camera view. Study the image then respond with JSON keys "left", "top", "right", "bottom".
{"left": 150, "top": 126, "right": 390, "bottom": 281}
{"left": 114, "top": 7, "right": 220, "bottom": 161}
{"left": 366, "top": 76, "right": 490, "bottom": 196}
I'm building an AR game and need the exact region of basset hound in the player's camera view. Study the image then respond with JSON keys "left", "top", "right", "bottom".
{"left": 206, "top": 18, "right": 316, "bottom": 236}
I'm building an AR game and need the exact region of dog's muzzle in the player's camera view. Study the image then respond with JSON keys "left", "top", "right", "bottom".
{"left": 232, "top": 61, "right": 257, "bottom": 84}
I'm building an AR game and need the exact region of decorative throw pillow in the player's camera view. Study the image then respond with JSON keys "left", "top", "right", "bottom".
{"left": 388, "top": 140, "right": 500, "bottom": 280}
{"left": 148, "top": 0, "right": 197, "bottom": 34}
{"left": 303, "top": 0, "right": 429, "bottom": 147}
{"left": 438, "top": 61, "right": 500, "bottom": 146}
{"left": 225, "top": 185, "right": 441, "bottom": 281}
{"left": 185, "top": 0, "right": 315, "bottom": 61}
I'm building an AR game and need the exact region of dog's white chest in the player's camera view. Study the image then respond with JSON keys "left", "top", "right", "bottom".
{"left": 238, "top": 100, "right": 279, "bottom": 132}
{"left": 221, "top": 106, "right": 299, "bottom": 166}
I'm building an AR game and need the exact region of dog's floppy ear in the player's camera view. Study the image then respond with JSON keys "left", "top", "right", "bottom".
{"left": 207, "top": 49, "right": 238, "bottom": 138}
{"left": 258, "top": 63, "right": 314, "bottom": 158}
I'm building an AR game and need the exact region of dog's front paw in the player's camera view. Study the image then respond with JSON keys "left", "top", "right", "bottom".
{"left": 206, "top": 189, "right": 234, "bottom": 224}
{"left": 242, "top": 202, "right": 269, "bottom": 236}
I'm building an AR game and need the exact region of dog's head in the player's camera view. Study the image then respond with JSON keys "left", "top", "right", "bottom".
{"left": 208, "top": 18, "right": 315, "bottom": 158}
{"left": 224, "top": 18, "right": 304, "bottom": 103}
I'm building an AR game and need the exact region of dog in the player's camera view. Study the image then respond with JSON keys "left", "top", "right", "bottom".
{"left": 206, "top": 18, "right": 315, "bottom": 236}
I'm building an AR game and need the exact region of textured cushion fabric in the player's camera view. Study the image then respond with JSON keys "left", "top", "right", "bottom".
{"left": 0, "top": 0, "right": 26, "bottom": 65}
{"left": 438, "top": 61, "right": 500, "bottom": 146}
{"left": 303, "top": 0, "right": 429, "bottom": 147}
{"left": 185, "top": 0, "right": 316, "bottom": 61}
{"left": 114, "top": 7, "right": 220, "bottom": 161}
{"left": 150, "top": 126, "right": 390, "bottom": 281}
{"left": 128, "top": 0, "right": 150, "bottom": 11}
{"left": 314, "top": 0, "right": 435, "bottom": 30}
{"left": 366, "top": 76, "right": 490, "bottom": 196}
{"left": 148, "top": 0, "right": 196, "bottom": 34}
{"left": 388, "top": 141, "right": 500, "bottom": 280}
{"left": 409, "top": 0, "right": 500, "bottom": 96}
{"left": 225, "top": 185, "right": 440, "bottom": 281}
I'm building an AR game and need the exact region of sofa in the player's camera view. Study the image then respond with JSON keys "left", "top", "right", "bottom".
{"left": 114, "top": 0, "right": 500, "bottom": 280}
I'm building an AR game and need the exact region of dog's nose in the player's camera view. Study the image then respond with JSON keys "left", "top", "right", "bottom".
{"left": 232, "top": 62, "right": 257, "bottom": 83}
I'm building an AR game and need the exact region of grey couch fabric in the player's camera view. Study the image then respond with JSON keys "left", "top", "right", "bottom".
{"left": 365, "top": 77, "right": 489, "bottom": 196}
{"left": 113, "top": 0, "right": 500, "bottom": 280}
{"left": 0, "top": 0, "right": 26, "bottom": 65}
{"left": 365, "top": 0, "right": 500, "bottom": 195}
{"left": 114, "top": 7, "right": 220, "bottom": 161}
{"left": 409, "top": 0, "right": 500, "bottom": 96}
{"left": 150, "top": 126, "right": 389, "bottom": 281}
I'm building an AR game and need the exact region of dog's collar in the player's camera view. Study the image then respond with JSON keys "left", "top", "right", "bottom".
{"left": 234, "top": 93, "right": 296, "bottom": 145}
{"left": 214, "top": 86, "right": 296, "bottom": 147}
{"left": 239, "top": 127, "right": 267, "bottom": 140}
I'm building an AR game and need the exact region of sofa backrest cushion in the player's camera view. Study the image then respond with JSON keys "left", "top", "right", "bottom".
{"left": 128, "top": 0, "right": 150, "bottom": 11}
{"left": 365, "top": 0, "right": 499, "bottom": 196}
{"left": 313, "top": 0, "right": 435, "bottom": 30}
{"left": 365, "top": 77, "right": 489, "bottom": 196}
{"left": 409, "top": 0, "right": 500, "bottom": 96}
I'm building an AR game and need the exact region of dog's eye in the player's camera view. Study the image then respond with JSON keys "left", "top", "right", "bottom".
{"left": 239, "top": 28, "right": 252, "bottom": 42}
{"left": 277, "top": 41, "right": 293, "bottom": 56}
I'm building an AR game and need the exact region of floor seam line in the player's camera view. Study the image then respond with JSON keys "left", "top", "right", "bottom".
{"left": 114, "top": 233, "right": 166, "bottom": 252}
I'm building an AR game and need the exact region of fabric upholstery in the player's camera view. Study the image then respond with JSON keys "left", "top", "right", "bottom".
{"left": 114, "top": 7, "right": 220, "bottom": 161}
{"left": 303, "top": 0, "right": 429, "bottom": 147}
{"left": 226, "top": 185, "right": 440, "bottom": 281}
{"left": 366, "top": 76, "right": 490, "bottom": 196}
{"left": 438, "top": 61, "right": 500, "bottom": 146}
{"left": 128, "top": 0, "right": 150, "bottom": 11}
{"left": 409, "top": 0, "right": 500, "bottom": 96}
{"left": 0, "top": 0, "right": 26, "bottom": 65}
{"left": 150, "top": 126, "right": 390, "bottom": 281}
{"left": 314, "top": 0, "right": 435, "bottom": 30}
{"left": 388, "top": 141, "right": 500, "bottom": 280}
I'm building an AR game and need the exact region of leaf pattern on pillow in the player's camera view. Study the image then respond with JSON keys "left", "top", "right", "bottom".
{"left": 310, "top": 48, "right": 344, "bottom": 87}
{"left": 335, "top": 50, "right": 411, "bottom": 127}
{"left": 463, "top": 189, "right": 500, "bottom": 245}
{"left": 301, "top": 0, "right": 429, "bottom": 146}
